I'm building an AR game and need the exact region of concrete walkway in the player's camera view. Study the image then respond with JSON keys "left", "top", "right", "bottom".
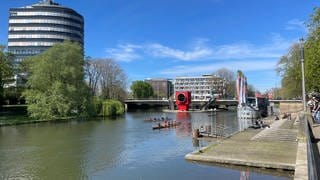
{"left": 185, "top": 116, "right": 299, "bottom": 171}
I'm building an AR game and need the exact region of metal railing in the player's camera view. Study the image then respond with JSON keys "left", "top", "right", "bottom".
{"left": 302, "top": 114, "right": 319, "bottom": 180}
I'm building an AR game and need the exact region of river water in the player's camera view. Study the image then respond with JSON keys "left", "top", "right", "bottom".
{"left": 0, "top": 111, "right": 292, "bottom": 180}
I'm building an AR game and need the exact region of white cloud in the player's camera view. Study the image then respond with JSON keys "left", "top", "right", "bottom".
{"left": 106, "top": 44, "right": 142, "bottom": 62}
{"left": 214, "top": 34, "right": 294, "bottom": 59}
{"left": 145, "top": 43, "right": 213, "bottom": 61}
{"left": 105, "top": 36, "right": 291, "bottom": 92}
{"left": 106, "top": 35, "right": 294, "bottom": 62}
{"left": 159, "top": 59, "right": 278, "bottom": 76}
{"left": 285, "top": 19, "right": 307, "bottom": 32}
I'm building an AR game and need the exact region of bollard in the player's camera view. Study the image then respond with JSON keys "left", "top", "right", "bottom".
{"left": 193, "top": 129, "right": 199, "bottom": 139}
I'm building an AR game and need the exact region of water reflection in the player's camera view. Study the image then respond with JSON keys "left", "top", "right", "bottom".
{"left": 240, "top": 171, "right": 250, "bottom": 180}
{"left": 0, "top": 111, "right": 291, "bottom": 180}
{"left": 0, "top": 121, "right": 93, "bottom": 179}
{"left": 175, "top": 112, "right": 192, "bottom": 136}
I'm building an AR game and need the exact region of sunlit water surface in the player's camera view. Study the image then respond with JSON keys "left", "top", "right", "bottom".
{"left": 0, "top": 111, "right": 292, "bottom": 179}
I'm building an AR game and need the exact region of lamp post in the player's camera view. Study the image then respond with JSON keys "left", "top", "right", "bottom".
{"left": 300, "top": 38, "right": 307, "bottom": 111}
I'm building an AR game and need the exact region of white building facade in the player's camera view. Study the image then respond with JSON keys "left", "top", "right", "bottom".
{"left": 174, "top": 75, "right": 226, "bottom": 100}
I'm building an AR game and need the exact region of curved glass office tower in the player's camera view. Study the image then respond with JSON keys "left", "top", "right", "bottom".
{"left": 8, "top": 0, "right": 84, "bottom": 62}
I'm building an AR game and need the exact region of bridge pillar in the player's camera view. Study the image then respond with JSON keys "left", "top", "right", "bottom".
{"left": 124, "top": 103, "right": 128, "bottom": 111}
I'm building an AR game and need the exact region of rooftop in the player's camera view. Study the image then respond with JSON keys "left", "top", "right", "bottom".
{"left": 35, "top": 0, "right": 60, "bottom": 6}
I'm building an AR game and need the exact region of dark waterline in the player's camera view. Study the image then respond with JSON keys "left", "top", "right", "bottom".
{"left": 0, "top": 111, "right": 292, "bottom": 179}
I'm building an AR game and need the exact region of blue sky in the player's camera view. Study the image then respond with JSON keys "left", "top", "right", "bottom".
{"left": 1, "top": 0, "right": 319, "bottom": 92}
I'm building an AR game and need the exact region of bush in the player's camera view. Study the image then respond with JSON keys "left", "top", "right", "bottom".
{"left": 102, "top": 99, "right": 124, "bottom": 116}
{"left": 92, "top": 96, "right": 103, "bottom": 116}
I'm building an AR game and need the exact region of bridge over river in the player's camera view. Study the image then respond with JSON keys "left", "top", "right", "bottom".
{"left": 124, "top": 99, "right": 302, "bottom": 111}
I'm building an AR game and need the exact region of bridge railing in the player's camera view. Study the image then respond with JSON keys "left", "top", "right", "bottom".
{"left": 125, "top": 99, "right": 302, "bottom": 102}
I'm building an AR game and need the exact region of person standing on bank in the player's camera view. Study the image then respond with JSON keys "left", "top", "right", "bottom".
{"left": 308, "top": 96, "right": 316, "bottom": 113}
{"left": 312, "top": 97, "right": 320, "bottom": 123}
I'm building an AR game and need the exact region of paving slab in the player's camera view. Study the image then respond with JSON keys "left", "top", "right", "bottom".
{"left": 294, "top": 142, "right": 308, "bottom": 180}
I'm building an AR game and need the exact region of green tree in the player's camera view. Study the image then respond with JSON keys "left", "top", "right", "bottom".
{"left": 305, "top": 7, "right": 320, "bottom": 92}
{"left": 101, "top": 99, "right": 124, "bottom": 116}
{"left": 85, "top": 58, "right": 127, "bottom": 100}
{"left": 23, "top": 41, "right": 92, "bottom": 120}
{"left": 0, "top": 46, "right": 14, "bottom": 106}
{"left": 130, "top": 80, "right": 154, "bottom": 99}
{"left": 276, "top": 43, "right": 302, "bottom": 99}
{"left": 3, "top": 87, "right": 25, "bottom": 104}
{"left": 214, "top": 68, "right": 236, "bottom": 98}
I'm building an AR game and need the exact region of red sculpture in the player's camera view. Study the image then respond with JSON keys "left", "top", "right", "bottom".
{"left": 175, "top": 91, "right": 191, "bottom": 111}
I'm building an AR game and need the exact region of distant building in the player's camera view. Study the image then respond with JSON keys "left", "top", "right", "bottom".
{"left": 174, "top": 75, "right": 226, "bottom": 100}
{"left": 145, "top": 78, "right": 172, "bottom": 99}
{"left": 8, "top": 0, "right": 84, "bottom": 63}
{"left": 3, "top": 74, "right": 26, "bottom": 88}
